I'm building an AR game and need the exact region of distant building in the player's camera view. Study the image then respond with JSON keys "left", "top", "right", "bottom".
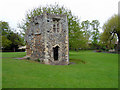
{"left": 25, "top": 12, "right": 69, "bottom": 65}
{"left": 18, "top": 46, "right": 26, "bottom": 50}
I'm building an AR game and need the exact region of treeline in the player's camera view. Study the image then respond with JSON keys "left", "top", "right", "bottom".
{"left": 0, "top": 21, "right": 25, "bottom": 52}
{"left": 1, "top": 4, "right": 119, "bottom": 52}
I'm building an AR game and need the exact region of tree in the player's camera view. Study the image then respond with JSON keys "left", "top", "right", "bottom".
{"left": 7, "top": 32, "right": 25, "bottom": 52}
{"left": 102, "top": 14, "right": 120, "bottom": 52}
{"left": 0, "top": 21, "right": 10, "bottom": 36}
{"left": 2, "top": 36, "right": 12, "bottom": 49}
{"left": 80, "top": 20, "right": 101, "bottom": 49}
{"left": 0, "top": 21, "right": 11, "bottom": 50}
{"left": 99, "top": 32, "right": 117, "bottom": 51}
{"left": 81, "top": 20, "right": 91, "bottom": 38}
{"left": 0, "top": 21, "right": 25, "bottom": 51}
{"left": 90, "top": 20, "right": 100, "bottom": 49}
{"left": 19, "top": 4, "right": 88, "bottom": 51}
{"left": 81, "top": 20, "right": 91, "bottom": 48}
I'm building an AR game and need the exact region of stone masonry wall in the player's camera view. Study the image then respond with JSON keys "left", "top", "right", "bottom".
{"left": 25, "top": 12, "right": 69, "bottom": 65}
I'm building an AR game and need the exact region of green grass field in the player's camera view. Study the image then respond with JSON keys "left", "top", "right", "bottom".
{"left": 2, "top": 50, "right": 118, "bottom": 88}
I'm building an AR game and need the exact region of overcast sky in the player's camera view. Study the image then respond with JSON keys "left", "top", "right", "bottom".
{"left": 0, "top": 0, "right": 119, "bottom": 32}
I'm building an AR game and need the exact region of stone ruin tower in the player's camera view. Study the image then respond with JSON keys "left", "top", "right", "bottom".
{"left": 25, "top": 12, "right": 69, "bottom": 65}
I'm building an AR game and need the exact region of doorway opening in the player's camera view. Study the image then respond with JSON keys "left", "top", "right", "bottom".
{"left": 53, "top": 46, "right": 59, "bottom": 61}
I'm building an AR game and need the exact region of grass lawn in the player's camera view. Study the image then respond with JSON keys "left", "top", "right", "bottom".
{"left": 2, "top": 50, "right": 118, "bottom": 88}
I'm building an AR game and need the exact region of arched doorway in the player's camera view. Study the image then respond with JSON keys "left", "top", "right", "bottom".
{"left": 53, "top": 46, "right": 59, "bottom": 61}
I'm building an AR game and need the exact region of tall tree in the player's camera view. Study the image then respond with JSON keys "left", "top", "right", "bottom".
{"left": 7, "top": 32, "right": 23, "bottom": 51}
{"left": 0, "top": 21, "right": 24, "bottom": 51}
{"left": 102, "top": 14, "right": 120, "bottom": 52}
{"left": 0, "top": 21, "right": 12, "bottom": 50}
{"left": 90, "top": 20, "right": 100, "bottom": 49}
{"left": 81, "top": 20, "right": 91, "bottom": 43}
{"left": 2, "top": 36, "right": 12, "bottom": 49}
{"left": 81, "top": 20, "right": 91, "bottom": 37}
{"left": 100, "top": 32, "right": 117, "bottom": 50}
{"left": 0, "top": 21, "right": 10, "bottom": 36}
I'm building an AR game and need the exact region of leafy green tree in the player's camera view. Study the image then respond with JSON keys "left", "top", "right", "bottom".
{"left": 99, "top": 32, "right": 117, "bottom": 51}
{"left": 90, "top": 20, "right": 100, "bottom": 49}
{"left": 0, "top": 21, "right": 25, "bottom": 51}
{"left": 81, "top": 20, "right": 91, "bottom": 38}
{"left": 0, "top": 21, "right": 11, "bottom": 50}
{"left": 102, "top": 14, "right": 119, "bottom": 52}
{"left": 0, "top": 21, "right": 10, "bottom": 36}
{"left": 7, "top": 32, "right": 25, "bottom": 52}
{"left": 19, "top": 4, "right": 88, "bottom": 51}
{"left": 81, "top": 20, "right": 91, "bottom": 47}
{"left": 2, "top": 36, "right": 12, "bottom": 49}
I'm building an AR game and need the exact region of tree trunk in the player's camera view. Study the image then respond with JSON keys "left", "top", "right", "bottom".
{"left": 13, "top": 47, "right": 15, "bottom": 52}
{"left": 117, "top": 33, "right": 120, "bottom": 54}
{"left": 118, "top": 39, "right": 120, "bottom": 54}
{"left": 74, "top": 48, "right": 78, "bottom": 52}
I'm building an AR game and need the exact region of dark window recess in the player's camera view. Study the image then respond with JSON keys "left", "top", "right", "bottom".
{"left": 47, "top": 20, "right": 49, "bottom": 22}
{"left": 53, "top": 18, "right": 60, "bottom": 22}
{"left": 35, "top": 22, "right": 39, "bottom": 25}
{"left": 53, "top": 24, "right": 55, "bottom": 27}
{"left": 47, "top": 31, "right": 50, "bottom": 32}
{"left": 53, "top": 46, "right": 59, "bottom": 61}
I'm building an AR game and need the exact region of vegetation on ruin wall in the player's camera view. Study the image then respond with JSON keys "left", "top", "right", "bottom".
{"left": 2, "top": 51, "right": 118, "bottom": 88}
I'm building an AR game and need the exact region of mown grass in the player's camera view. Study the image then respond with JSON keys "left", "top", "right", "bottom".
{"left": 2, "top": 50, "right": 118, "bottom": 88}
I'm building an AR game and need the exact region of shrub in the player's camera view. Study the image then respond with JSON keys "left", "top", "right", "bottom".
{"left": 37, "top": 58, "right": 40, "bottom": 62}
{"left": 26, "top": 57, "right": 30, "bottom": 60}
